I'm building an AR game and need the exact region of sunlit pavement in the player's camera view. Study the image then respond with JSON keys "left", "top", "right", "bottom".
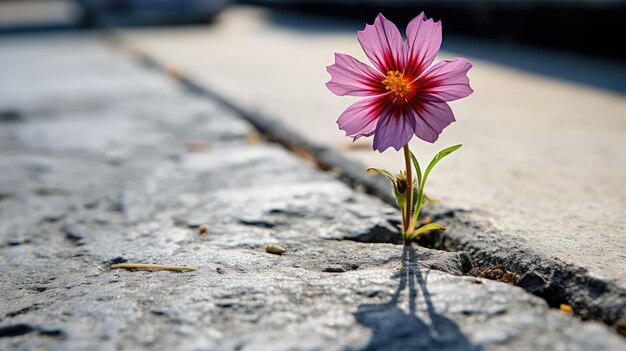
{"left": 0, "top": 33, "right": 622, "bottom": 346}
{"left": 119, "top": 6, "right": 626, "bottom": 286}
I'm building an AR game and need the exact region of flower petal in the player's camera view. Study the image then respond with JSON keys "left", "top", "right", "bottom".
{"left": 419, "top": 58, "right": 473, "bottom": 102}
{"left": 404, "top": 12, "right": 442, "bottom": 80}
{"left": 357, "top": 14, "right": 405, "bottom": 75}
{"left": 337, "top": 95, "right": 388, "bottom": 140}
{"left": 326, "top": 53, "right": 386, "bottom": 96}
{"left": 372, "top": 103, "right": 416, "bottom": 152}
{"left": 410, "top": 99, "right": 456, "bottom": 143}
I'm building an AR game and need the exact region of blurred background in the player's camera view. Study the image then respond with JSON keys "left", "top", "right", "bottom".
{"left": 0, "top": 0, "right": 625, "bottom": 281}
{"left": 2, "top": 0, "right": 625, "bottom": 60}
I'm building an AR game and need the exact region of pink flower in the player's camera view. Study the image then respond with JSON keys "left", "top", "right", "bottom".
{"left": 326, "top": 13, "right": 473, "bottom": 152}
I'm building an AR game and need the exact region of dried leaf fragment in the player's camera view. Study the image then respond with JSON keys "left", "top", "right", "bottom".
{"left": 111, "top": 263, "right": 197, "bottom": 271}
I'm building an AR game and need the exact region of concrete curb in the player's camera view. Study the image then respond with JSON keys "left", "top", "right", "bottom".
{"left": 121, "top": 39, "right": 625, "bottom": 335}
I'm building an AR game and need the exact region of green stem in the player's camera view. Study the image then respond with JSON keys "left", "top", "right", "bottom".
{"left": 410, "top": 182, "right": 424, "bottom": 234}
{"left": 401, "top": 203, "right": 407, "bottom": 233}
{"left": 403, "top": 145, "right": 413, "bottom": 243}
{"left": 410, "top": 198, "right": 422, "bottom": 235}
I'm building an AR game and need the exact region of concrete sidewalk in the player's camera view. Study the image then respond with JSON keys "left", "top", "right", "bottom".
{"left": 1, "top": 34, "right": 625, "bottom": 350}
{"left": 119, "top": 6, "right": 626, "bottom": 291}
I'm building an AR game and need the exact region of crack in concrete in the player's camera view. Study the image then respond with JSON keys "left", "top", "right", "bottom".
{"left": 0, "top": 324, "right": 65, "bottom": 339}
{"left": 122, "top": 45, "right": 626, "bottom": 336}
{"left": 1, "top": 34, "right": 624, "bottom": 349}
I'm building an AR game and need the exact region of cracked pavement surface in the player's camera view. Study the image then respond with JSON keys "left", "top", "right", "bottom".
{"left": 0, "top": 34, "right": 624, "bottom": 350}
{"left": 119, "top": 5, "right": 626, "bottom": 289}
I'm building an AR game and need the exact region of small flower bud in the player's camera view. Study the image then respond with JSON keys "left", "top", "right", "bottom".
{"left": 395, "top": 171, "right": 408, "bottom": 194}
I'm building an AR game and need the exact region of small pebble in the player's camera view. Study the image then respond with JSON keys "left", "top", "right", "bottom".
{"left": 264, "top": 244, "right": 286, "bottom": 255}
{"left": 186, "top": 141, "right": 210, "bottom": 152}
{"left": 166, "top": 65, "right": 184, "bottom": 81}
{"left": 245, "top": 131, "right": 261, "bottom": 145}
{"left": 559, "top": 304, "right": 573, "bottom": 314}
{"left": 105, "top": 151, "right": 125, "bottom": 165}
{"left": 198, "top": 224, "right": 208, "bottom": 234}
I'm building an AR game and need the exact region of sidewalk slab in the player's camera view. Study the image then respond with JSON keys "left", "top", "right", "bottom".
{"left": 0, "top": 34, "right": 624, "bottom": 350}
{"left": 119, "top": 5, "right": 626, "bottom": 291}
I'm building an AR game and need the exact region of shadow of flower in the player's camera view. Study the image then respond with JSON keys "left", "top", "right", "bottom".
{"left": 350, "top": 246, "right": 482, "bottom": 351}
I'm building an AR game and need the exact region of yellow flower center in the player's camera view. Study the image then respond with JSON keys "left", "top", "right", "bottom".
{"left": 382, "top": 71, "right": 411, "bottom": 98}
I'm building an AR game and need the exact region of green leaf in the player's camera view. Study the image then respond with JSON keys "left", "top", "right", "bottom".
{"left": 424, "top": 194, "right": 438, "bottom": 204}
{"left": 422, "top": 144, "right": 462, "bottom": 187}
{"left": 408, "top": 223, "right": 446, "bottom": 241}
{"left": 367, "top": 168, "right": 404, "bottom": 209}
{"left": 367, "top": 167, "right": 395, "bottom": 183}
{"left": 367, "top": 167, "right": 398, "bottom": 192}
{"left": 409, "top": 151, "right": 423, "bottom": 187}
{"left": 395, "top": 191, "right": 407, "bottom": 209}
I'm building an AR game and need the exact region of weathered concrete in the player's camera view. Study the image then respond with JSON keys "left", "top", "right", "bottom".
{"left": 0, "top": 35, "right": 624, "bottom": 350}
{"left": 119, "top": 5, "right": 626, "bottom": 291}
{"left": 115, "top": 6, "right": 626, "bottom": 332}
